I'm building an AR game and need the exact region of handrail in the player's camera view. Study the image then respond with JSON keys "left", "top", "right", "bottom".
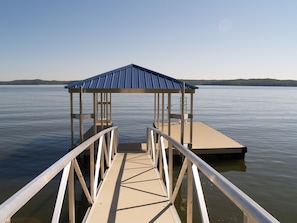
{"left": 0, "top": 125, "right": 279, "bottom": 222}
{"left": 0, "top": 126, "right": 118, "bottom": 223}
{"left": 147, "top": 126, "right": 279, "bottom": 223}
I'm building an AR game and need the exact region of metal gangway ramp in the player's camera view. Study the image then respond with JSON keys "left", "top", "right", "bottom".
{"left": 0, "top": 126, "right": 279, "bottom": 223}
{"left": 86, "top": 145, "right": 180, "bottom": 222}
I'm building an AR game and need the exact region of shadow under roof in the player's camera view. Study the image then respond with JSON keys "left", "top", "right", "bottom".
{"left": 66, "top": 64, "right": 198, "bottom": 93}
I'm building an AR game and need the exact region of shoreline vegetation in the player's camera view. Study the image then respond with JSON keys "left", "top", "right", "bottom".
{"left": 0, "top": 78, "right": 297, "bottom": 87}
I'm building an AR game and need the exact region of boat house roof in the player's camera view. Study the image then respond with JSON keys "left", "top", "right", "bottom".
{"left": 65, "top": 64, "right": 198, "bottom": 93}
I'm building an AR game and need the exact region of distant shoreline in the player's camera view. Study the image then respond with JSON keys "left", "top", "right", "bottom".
{"left": 183, "top": 78, "right": 297, "bottom": 87}
{"left": 1, "top": 78, "right": 297, "bottom": 87}
{"left": 0, "top": 79, "right": 73, "bottom": 85}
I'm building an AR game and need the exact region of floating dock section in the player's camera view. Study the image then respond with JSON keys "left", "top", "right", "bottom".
{"left": 155, "top": 122, "right": 247, "bottom": 158}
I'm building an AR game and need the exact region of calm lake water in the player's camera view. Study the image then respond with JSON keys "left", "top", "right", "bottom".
{"left": 0, "top": 85, "right": 296, "bottom": 222}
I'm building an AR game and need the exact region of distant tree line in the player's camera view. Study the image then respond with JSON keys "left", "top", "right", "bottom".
{"left": 1, "top": 78, "right": 297, "bottom": 86}
{"left": 182, "top": 78, "right": 297, "bottom": 87}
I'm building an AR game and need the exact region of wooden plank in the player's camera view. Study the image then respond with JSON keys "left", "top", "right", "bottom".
{"left": 86, "top": 147, "right": 180, "bottom": 223}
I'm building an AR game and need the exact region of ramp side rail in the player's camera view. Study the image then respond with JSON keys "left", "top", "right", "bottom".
{"left": 147, "top": 126, "right": 279, "bottom": 223}
{"left": 0, "top": 126, "right": 118, "bottom": 223}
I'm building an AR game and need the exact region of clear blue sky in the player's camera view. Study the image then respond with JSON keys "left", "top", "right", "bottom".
{"left": 1, "top": 1, "right": 297, "bottom": 81}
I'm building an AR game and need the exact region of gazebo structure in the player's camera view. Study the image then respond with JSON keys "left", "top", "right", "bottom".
{"left": 65, "top": 64, "right": 198, "bottom": 148}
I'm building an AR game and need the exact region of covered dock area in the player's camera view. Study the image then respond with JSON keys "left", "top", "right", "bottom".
{"left": 66, "top": 64, "right": 246, "bottom": 158}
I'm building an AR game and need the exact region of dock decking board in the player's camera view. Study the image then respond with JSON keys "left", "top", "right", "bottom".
{"left": 86, "top": 144, "right": 180, "bottom": 223}
{"left": 155, "top": 121, "right": 247, "bottom": 155}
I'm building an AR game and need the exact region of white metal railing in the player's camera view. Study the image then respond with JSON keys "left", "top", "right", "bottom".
{"left": 147, "top": 126, "right": 280, "bottom": 223}
{"left": 0, "top": 126, "right": 118, "bottom": 223}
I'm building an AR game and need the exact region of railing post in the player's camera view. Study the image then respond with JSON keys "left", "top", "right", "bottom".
{"left": 168, "top": 143, "right": 173, "bottom": 198}
{"left": 187, "top": 159, "right": 193, "bottom": 223}
{"left": 115, "top": 128, "right": 118, "bottom": 153}
{"left": 109, "top": 129, "right": 114, "bottom": 166}
{"left": 159, "top": 137, "right": 163, "bottom": 179}
{"left": 90, "top": 143, "right": 95, "bottom": 199}
{"left": 146, "top": 128, "right": 150, "bottom": 153}
{"left": 150, "top": 130, "right": 156, "bottom": 166}
{"left": 100, "top": 141, "right": 105, "bottom": 180}
{"left": 68, "top": 162, "right": 75, "bottom": 223}
{"left": 107, "top": 131, "right": 110, "bottom": 159}
{"left": 156, "top": 132, "right": 159, "bottom": 168}
{"left": 192, "top": 164, "right": 210, "bottom": 223}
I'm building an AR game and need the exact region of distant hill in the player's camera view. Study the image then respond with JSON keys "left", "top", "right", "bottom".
{"left": 1, "top": 78, "right": 297, "bottom": 86}
{"left": 182, "top": 78, "right": 297, "bottom": 87}
{"left": 0, "top": 79, "right": 72, "bottom": 85}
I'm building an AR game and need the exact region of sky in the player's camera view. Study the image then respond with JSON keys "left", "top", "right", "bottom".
{"left": 1, "top": 1, "right": 297, "bottom": 81}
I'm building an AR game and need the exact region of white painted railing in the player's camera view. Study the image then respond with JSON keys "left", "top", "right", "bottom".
{"left": 147, "top": 126, "right": 280, "bottom": 223}
{"left": 0, "top": 126, "right": 118, "bottom": 223}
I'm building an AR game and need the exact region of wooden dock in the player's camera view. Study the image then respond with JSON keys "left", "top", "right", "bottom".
{"left": 155, "top": 121, "right": 247, "bottom": 156}
{"left": 86, "top": 143, "right": 181, "bottom": 223}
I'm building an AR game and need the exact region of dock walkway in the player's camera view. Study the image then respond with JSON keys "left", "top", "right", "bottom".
{"left": 86, "top": 143, "right": 180, "bottom": 223}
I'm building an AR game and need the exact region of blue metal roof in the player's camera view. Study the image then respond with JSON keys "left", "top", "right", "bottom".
{"left": 66, "top": 64, "right": 198, "bottom": 92}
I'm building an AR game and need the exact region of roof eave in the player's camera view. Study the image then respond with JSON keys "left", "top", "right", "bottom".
{"left": 67, "top": 88, "right": 196, "bottom": 94}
